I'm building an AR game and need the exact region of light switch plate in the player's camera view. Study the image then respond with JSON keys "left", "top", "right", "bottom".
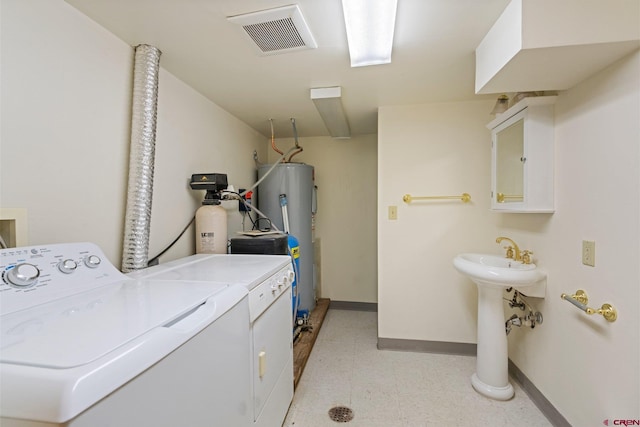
{"left": 582, "top": 240, "right": 595, "bottom": 267}
{"left": 388, "top": 206, "right": 397, "bottom": 220}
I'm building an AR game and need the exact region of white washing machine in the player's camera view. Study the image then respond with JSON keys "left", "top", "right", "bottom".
{"left": 129, "top": 253, "right": 295, "bottom": 427}
{"left": 0, "top": 243, "right": 251, "bottom": 427}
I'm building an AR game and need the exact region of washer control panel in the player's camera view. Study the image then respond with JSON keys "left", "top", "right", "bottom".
{"left": 1, "top": 242, "right": 127, "bottom": 315}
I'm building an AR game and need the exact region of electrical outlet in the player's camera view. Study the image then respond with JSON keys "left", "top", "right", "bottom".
{"left": 388, "top": 206, "right": 398, "bottom": 220}
{"left": 582, "top": 240, "right": 595, "bottom": 267}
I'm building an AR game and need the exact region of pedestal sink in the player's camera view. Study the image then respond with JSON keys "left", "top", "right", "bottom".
{"left": 453, "top": 253, "right": 546, "bottom": 400}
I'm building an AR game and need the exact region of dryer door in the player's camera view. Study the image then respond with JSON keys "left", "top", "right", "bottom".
{"left": 252, "top": 288, "right": 294, "bottom": 425}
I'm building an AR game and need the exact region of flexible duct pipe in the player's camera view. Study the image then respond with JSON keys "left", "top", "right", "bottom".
{"left": 121, "top": 44, "right": 162, "bottom": 272}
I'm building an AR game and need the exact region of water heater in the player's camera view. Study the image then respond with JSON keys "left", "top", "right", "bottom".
{"left": 258, "top": 163, "right": 316, "bottom": 312}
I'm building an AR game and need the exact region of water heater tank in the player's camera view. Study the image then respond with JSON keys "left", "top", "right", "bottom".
{"left": 258, "top": 163, "right": 315, "bottom": 313}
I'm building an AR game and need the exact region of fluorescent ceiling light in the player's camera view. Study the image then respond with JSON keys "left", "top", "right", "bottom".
{"left": 341, "top": 0, "right": 398, "bottom": 67}
{"left": 311, "top": 87, "right": 351, "bottom": 139}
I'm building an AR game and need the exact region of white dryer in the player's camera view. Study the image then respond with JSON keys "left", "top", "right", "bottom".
{"left": 130, "top": 253, "right": 295, "bottom": 427}
{"left": 0, "top": 243, "right": 251, "bottom": 427}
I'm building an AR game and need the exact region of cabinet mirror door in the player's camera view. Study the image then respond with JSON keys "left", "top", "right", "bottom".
{"left": 495, "top": 118, "right": 524, "bottom": 204}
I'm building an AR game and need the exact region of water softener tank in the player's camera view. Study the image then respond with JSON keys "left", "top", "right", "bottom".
{"left": 195, "top": 200, "right": 227, "bottom": 254}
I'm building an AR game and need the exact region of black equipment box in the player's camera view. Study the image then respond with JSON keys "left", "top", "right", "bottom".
{"left": 230, "top": 233, "right": 288, "bottom": 255}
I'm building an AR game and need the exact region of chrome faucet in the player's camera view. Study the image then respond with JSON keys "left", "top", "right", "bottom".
{"left": 496, "top": 237, "right": 521, "bottom": 261}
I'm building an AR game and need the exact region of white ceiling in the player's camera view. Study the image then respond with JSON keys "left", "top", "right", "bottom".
{"left": 64, "top": 0, "right": 510, "bottom": 138}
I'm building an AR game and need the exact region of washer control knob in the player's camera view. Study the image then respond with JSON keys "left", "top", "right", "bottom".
{"left": 84, "top": 255, "right": 101, "bottom": 269}
{"left": 277, "top": 279, "right": 284, "bottom": 289}
{"left": 287, "top": 270, "right": 295, "bottom": 282}
{"left": 271, "top": 282, "right": 278, "bottom": 293}
{"left": 6, "top": 263, "right": 40, "bottom": 287}
{"left": 58, "top": 259, "right": 78, "bottom": 274}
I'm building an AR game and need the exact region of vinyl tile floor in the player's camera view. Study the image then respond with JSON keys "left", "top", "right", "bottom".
{"left": 284, "top": 309, "right": 552, "bottom": 427}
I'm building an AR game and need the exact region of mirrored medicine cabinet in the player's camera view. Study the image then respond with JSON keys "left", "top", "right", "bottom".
{"left": 487, "top": 96, "right": 556, "bottom": 213}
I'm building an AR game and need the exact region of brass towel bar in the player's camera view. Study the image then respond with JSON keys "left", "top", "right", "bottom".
{"left": 560, "top": 290, "right": 617, "bottom": 322}
{"left": 403, "top": 193, "right": 471, "bottom": 204}
{"left": 496, "top": 193, "right": 524, "bottom": 203}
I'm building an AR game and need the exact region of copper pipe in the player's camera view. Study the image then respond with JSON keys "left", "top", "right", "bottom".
{"left": 269, "top": 119, "right": 283, "bottom": 155}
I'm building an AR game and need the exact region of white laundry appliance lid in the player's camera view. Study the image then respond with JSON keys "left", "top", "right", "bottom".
{"left": 0, "top": 279, "right": 230, "bottom": 369}
{"left": 129, "top": 254, "right": 292, "bottom": 290}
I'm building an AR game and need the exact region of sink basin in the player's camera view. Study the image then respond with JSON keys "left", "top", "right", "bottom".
{"left": 453, "top": 253, "right": 545, "bottom": 287}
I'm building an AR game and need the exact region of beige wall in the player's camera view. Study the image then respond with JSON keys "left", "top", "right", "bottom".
{"left": 505, "top": 51, "right": 640, "bottom": 426}
{"left": 0, "top": 0, "right": 267, "bottom": 266}
{"left": 378, "top": 100, "right": 498, "bottom": 343}
{"left": 268, "top": 135, "right": 378, "bottom": 303}
{"left": 378, "top": 51, "right": 640, "bottom": 424}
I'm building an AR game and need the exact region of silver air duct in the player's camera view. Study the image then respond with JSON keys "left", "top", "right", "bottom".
{"left": 121, "top": 44, "right": 161, "bottom": 272}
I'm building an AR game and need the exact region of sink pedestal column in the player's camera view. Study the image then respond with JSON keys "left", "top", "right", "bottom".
{"left": 472, "top": 283, "right": 514, "bottom": 400}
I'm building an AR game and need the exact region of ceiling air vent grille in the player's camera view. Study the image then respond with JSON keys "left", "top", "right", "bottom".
{"left": 243, "top": 18, "right": 305, "bottom": 52}
{"left": 228, "top": 5, "right": 317, "bottom": 55}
